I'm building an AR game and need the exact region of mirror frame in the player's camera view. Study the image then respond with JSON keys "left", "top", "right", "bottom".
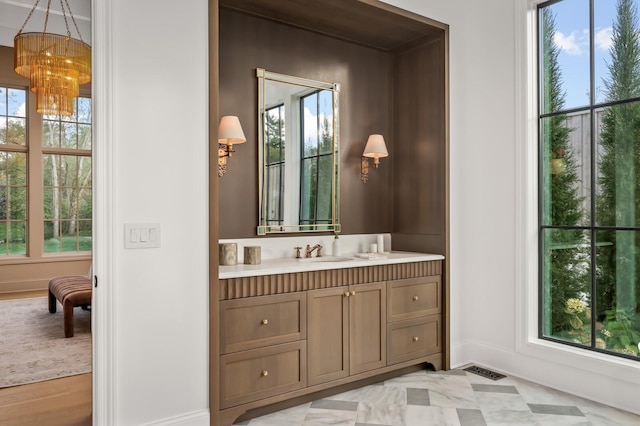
{"left": 257, "top": 68, "right": 341, "bottom": 235}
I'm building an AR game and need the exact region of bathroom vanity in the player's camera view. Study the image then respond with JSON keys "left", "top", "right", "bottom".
{"left": 210, "top": 0, "right": 450, "bottom": 424}
{"left": 217, "top": 251, "right": 443, "bottom": 425}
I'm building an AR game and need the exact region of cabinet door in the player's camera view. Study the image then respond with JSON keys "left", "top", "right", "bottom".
{"left": 307, "top": 286, "right": 349, "bottom": 386}
{"left": 349, "top": 281, "right": 386, "bottom": 375}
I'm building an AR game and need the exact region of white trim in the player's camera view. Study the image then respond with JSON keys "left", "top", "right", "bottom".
{"left": 140, "top": 410, "right": 210, "bottom": 426}
{"left": 454, "top": 338, "right": 640, "bottom": 415}
{"left": 92, "top": 0, "right": 117, "bottom": 424}
{"left": 515, "top": 0, "right": 543, "bottom": 355}
{"left": 514, "top": 0, "right": 640, "bottom": 412}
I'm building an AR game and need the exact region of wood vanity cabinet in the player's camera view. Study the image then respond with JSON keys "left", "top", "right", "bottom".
{"left": 219, "top": 293, "right": 307, "bottom": 409}
{"left": 307, "top": 282, "right": 386, "bottom": 386}
{"left": 217, "top": 260, "right": 443, "bottom": 425}
{"left": 386, "top": 276, "right": 441, "bottom": 365}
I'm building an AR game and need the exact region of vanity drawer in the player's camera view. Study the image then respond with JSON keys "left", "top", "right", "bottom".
{"left": 220, "top": 341, "right": 307, "bottom": 409}
{"left": 387, "top": 276, "right": 441, "bottom": 323}
{"left": 220, "top": 292, "right": 307, "bottom": 354}
{"left": 387, "top": 315, "right": 440, "bottom": 365}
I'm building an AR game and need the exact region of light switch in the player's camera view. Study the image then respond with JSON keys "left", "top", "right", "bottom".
{"left": 125, "top": 223, "right": 161, "bottom": 248}
{"left": 149, "top": 227, "right": 158, "bottom": 242}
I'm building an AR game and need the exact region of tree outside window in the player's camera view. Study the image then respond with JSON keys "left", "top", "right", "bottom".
{"left": 539, "top": 0, "right": 640, "bottom": 359}
{"left": 0, "top": 87, "right": 27, "bottom": 255}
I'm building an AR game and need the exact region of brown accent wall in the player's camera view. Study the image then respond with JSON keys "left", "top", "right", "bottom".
{"left": 219, "top": 9, "right": 393, "bottom": 238}
{"left": 391, "top": 35, "right": 447, "bottom": 256}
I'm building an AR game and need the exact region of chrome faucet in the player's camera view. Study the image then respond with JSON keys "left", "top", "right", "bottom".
{"left": 305, "top": 244, "right": 323, "bottom": 258}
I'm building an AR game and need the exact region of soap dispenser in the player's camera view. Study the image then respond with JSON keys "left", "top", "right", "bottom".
{"left": 332, "top": 234, "right": 341, "bottom": 256}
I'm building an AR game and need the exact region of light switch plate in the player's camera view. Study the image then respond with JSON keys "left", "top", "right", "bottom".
{"left": 125, "top": 223, "right": 161, "bottom": 248}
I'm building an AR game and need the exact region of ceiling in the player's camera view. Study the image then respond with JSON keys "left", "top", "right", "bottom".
{"left": 0, "top": 0, "right": 91, "bottom": 48}
{"left": 1, "top": 0, "right": 441, "bottom": 52}
{"left": 219, "top": 0, "right": 444, "bottom": 52}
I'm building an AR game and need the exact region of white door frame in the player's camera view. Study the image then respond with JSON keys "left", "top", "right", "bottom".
{"left": 91, "top": 0, "right": 116, "bottom": 423}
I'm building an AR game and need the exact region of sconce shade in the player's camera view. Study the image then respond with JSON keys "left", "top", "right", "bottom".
{"left": 362, "top": 134, "right": 388, "bottom": 159}
{"left": 361, "top": 134, "right": 389, "bottom": 183}
{"left": 218, "top": 116, "right": 247, "bottom": 146}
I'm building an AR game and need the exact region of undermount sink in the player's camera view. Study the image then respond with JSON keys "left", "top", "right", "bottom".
{"left": 297, "top": 256, "right": 354, "bottom": 263}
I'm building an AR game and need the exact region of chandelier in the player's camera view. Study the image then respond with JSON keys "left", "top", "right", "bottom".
{"left": 14, "top": 0, "right": 91, "bottom": 116}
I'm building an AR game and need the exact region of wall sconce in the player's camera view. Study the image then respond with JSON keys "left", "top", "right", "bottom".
{"left": 361, "top": 134, "right": 388, "bottom": 183}
{"left": 218, "top": 116, "right": 246, "bottom": 177}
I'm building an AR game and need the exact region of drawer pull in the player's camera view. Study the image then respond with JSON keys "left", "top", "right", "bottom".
{"left": 413, "top": 336, "right": 419, "bottom": 342}
{"left": 261, "top": 319, "right": 268, "bottom": 325}
{"left": 261, "top": 370, "right": 269, "bottom": 377}
{"left": 413, "top": 295, "right": 419, "bottom": 301}
{"left": 344, "top": 291, "right": 350, "bottom": 297}
{"left": 351, "top": 290, "right": 356, "bottom": 296}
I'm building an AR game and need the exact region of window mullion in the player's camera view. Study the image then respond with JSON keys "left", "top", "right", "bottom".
{"left": 588, "top": 0, "right": 597, "bottom": 351}
{"left": 26, "top": 91, "right": 44, "bottom": 258}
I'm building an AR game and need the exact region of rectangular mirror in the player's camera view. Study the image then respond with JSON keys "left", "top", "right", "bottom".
{"left": 257, "top": 68, "right": 341, "bottom": 235}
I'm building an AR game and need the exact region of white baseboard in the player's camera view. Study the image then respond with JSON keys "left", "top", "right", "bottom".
{"left": 141, "top": 410, "right": 209, "bottom": 426}
{"left": 451, "top": 338, "right": 640, "bottom": 416}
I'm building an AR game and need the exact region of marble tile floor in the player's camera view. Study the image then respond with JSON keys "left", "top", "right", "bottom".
{"left": 233, "top": 367, "right": 640, "bottom": 426}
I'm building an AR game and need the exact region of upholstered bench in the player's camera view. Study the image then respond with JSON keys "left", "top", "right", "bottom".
{"left": 48, "top": 275, "right": 92, "bottom": 338}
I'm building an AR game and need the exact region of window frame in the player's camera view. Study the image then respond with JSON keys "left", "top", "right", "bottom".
{"left": 525, "top": 0, "right": 640, "bottom": 363}
{"left": 298, "top": 89, "right": 334, "bottom": 227}
{"left": 0, "top": 52, "right": 92, "bottom": 264}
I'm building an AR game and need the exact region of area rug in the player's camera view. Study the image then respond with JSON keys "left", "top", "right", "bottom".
{"left": 0, "top": 297, "right": 91, "bottom": 388}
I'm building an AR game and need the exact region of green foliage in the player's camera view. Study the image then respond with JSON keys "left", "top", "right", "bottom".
{"left": 559, "top": 298, "right": 591, "bottom": 345}
{"left": 301, "top": 96, "right": 334, "bottom": 223}
{"left": 265, "top": 106, "right": 285, "bottom": 164}
{"left": 596, "top": 0, "right": 640, "bottom": 321}
{"left": 601, "top": 307, "right": 640, "bottom": 355}
{"left": 541, "top": 8, "right": 589, "bottom": 334}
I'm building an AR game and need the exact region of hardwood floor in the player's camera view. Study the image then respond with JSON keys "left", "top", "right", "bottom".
{"left": 0, "top": 290, "right": 48, "bottom": 301}
{"left": 0, "top": 291, "right": 92, "bottom": 425}
{"left": 0, "top": 373, "right": 92, "bottom": 426}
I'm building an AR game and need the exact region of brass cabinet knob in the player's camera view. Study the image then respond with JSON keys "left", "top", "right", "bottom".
{"left": 413, "top": 336, "right": 419, "bottom": 342}
{"left": 351, "top": 290, "right": 356, "bottom": 296}
{"left": 261, "top": 319, "right": 268, "bottom": 325}
{"left": 413, "top": 295, "right": 419, "bottom": 301}
{"left": 344, "top": 291, "right": 350, "bottom": 297}
{"left": 261, "top": 370, "right": 269, "bottom": 377}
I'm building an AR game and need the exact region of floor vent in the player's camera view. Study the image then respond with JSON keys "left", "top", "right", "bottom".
{"left": 463, "top": 365, "right": 506, "bottom": 381}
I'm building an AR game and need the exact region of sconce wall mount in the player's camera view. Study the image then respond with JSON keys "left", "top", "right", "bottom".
{"left": 218, "top": 115, "right": 246, "bottom": 177}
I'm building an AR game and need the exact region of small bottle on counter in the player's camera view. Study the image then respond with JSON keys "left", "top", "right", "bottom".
{"left": 332, "top": 234, "right": 341, "bottom": 256}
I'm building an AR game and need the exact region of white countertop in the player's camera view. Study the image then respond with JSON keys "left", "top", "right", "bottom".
{"left": 219, "top": 251, "right": 444, "bottom": 279}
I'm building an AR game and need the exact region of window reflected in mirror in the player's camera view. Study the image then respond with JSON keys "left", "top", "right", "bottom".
{"left": 257, "top": 68, "right": 340, "bottom": 235}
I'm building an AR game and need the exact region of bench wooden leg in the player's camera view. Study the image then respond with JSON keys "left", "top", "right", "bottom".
{"left": 63, "top": 299, "right": 75, "bottom": 338}
{"left": 48, "top": 290, "right": 57, "bottom": 313}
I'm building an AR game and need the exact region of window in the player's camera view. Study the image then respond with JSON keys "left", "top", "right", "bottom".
{"left": 0, "top": 80, "right": 91, "bottom": 258}
{"left": 299, "top": 90, "right": 334, "bottom": 228}
{"left": 0, "top": 87, "right": 27, "bottom": 255}
{"left": 264, "top": 104, "right": 285, "bottom": 226}
{"left": 42, "top": 98, "right": 92, "bottom": 253}
{"left": 538, "top": 0, "right": 640, "bottom": 359}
